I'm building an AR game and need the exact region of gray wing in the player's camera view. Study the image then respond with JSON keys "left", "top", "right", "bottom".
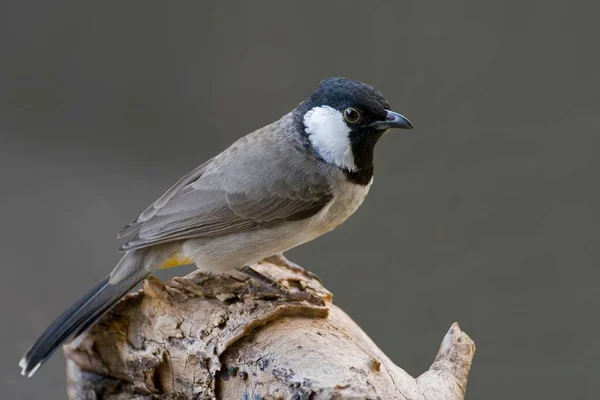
{"left": 117, "top": 158, "right": 215, "bottom": 239}
{"left": 118, "top": 125, "right": 333, "bottom": 252}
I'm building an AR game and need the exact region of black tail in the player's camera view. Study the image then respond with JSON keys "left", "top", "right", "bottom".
{"left": 19, "top": 268, "right": 149, "bottom": 377}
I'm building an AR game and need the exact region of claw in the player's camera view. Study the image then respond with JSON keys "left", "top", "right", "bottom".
{"left": 239, "top": 265, "right": 325, "bottom": 306}
{"left": 281, "top": 290, "right": 326, "bottom": 307}
{"left": 261, "top": 254, "right": 323, "bottom": 284}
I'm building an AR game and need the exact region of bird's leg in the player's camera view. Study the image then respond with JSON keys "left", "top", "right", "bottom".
{"left": 239, "top": 265, "right": 325, "bottom": 306}
{"left": 261, "top": 253, "right": 322, "bottom": 283}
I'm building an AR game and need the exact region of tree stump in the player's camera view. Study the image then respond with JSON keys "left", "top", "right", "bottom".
{"left": 64, "top": 259, "right": 475, "bottom": 399}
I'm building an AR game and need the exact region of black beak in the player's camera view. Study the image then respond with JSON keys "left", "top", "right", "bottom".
{"left": 370, "top": 110, "right": 414, "bottom": 130}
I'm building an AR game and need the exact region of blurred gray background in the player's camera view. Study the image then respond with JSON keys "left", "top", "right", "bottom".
{"left": 1, "top": 1, "right": 598, "bottom": 399}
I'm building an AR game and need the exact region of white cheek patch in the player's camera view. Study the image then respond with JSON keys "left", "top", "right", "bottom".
{"left": 303, "top": 106, "right": 356, "bottom": 171}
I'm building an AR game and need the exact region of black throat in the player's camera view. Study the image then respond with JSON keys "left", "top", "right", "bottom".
{"left": 344, "top": 127, "right": 385, "bottom": 186}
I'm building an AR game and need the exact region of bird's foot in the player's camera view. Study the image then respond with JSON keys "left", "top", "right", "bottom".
{"left": 239, "top": 265, "right": 325, "bottom": 306}
{"left": 278, "top": 289, "right": 326, "bottom": 306}
{"left": 261, "top": 254, "right": 322, "bottom": 283}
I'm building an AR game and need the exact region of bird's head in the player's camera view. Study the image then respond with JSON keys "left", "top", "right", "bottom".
{"left": 296, "top": 77, "right": 413, "bottom": 185}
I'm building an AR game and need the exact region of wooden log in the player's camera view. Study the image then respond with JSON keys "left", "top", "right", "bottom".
{"left": 65, "top": 259, "right": 475, "bottom": 399}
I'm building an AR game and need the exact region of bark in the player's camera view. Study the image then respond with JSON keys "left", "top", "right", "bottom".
{"left": 64, "top": 259, "right": 475, "bottom": 399}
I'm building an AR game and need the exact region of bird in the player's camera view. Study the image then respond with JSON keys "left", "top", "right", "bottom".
{"left": 19, "top": 77, "right": 413, "bottom": 377}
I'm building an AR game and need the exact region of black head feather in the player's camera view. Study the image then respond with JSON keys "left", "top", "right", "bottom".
{"left": 294, "top": 77, "right": 393, "bottom": 185}
{"left": 297, "top": 78, "right": 390, "bottom": 121}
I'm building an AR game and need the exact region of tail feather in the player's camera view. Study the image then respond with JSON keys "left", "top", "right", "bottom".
{"left": 20, "top": 258, "right": 149, "bottom": 377}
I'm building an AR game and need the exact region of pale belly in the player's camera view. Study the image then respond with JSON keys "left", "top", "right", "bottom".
{"left": 183, "top": 178, "right": 372, "bottom": 273}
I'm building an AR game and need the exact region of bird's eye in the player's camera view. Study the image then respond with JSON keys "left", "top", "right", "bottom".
{"left": 343, "top": 107, "right": 361, "bottom": 123}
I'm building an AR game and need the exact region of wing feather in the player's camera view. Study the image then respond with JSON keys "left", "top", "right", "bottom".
{"left": 117, "top": 159, "right": 214, "bottom": 238}
{"left": 118, "top": 122, "right": 333, "bottom": 252}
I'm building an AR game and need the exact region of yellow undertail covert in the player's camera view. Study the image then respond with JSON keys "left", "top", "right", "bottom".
{"left": 158, "top": 255, "right": 193, "bottom": 270}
